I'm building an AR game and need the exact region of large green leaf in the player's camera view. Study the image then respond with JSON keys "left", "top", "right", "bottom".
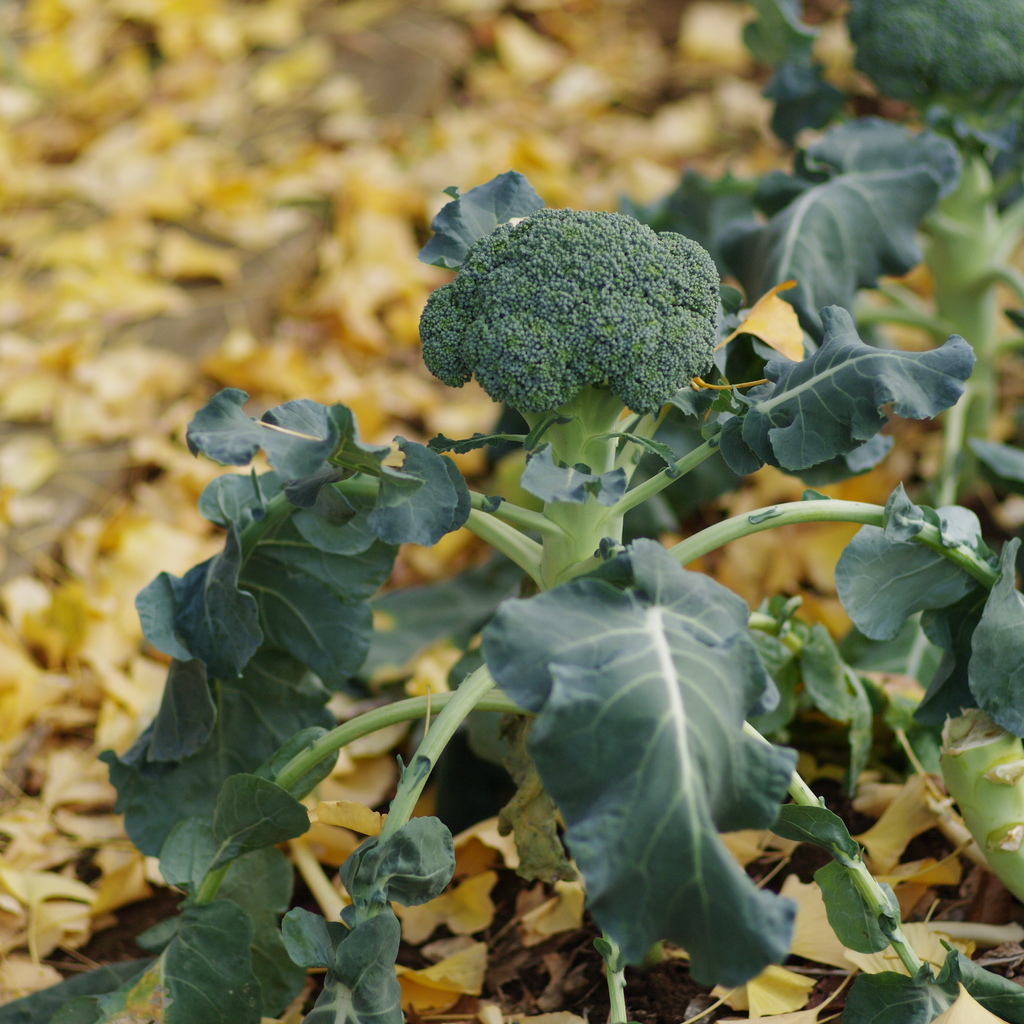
{"left": 186, "top": 390, "right": 389, "bottom": 481}
{"left": 210, "top": 773, "right": 309, "bottom": 869}
{"left": 843, "top": 966, "right": 955, "bottom": 1024}
{"left": 103, "top": 651, "right": 332, "bottom": 855}
{"left": 362, "top": 556, "right": 522, "bottom": 680}
{"left": 721, "top": 308, "right": 974, "bottom": 474}
{"left": 721, "top": 120, "right": 960, "bottom": 335}
{"left": 217, "top": 848, "right": 306, "bottom": 1017}
{"left": 135, "top": 659, "right": 216, "bottom": 761}
{"left": 968, "top": 539, "right": 1024, "bottom": 734}
{"left": 418, "top": 171, "right": 544, "bottom": 269}
{"left": 368, "top": 439, "right": 470, "bottom": 547}
{"left": 813, "top": 860, "right": 898, "bottom": 954}
{"left": 302, "top": 912, "right": 403, "bottom": 1024}
{"left": 340, "top": 817, "right": 455, "bottom": 909}
{"left": 836, "top": 488, "right": 984, "bottom": 641}
{"left": 137, "top": 525, "right": 261, "bottom": 679}
{"left": 482, "top": 540, "right": 797, "bottom": 985}
{"left": 0, "top": 961, "right": 152, "bottom": 1024}
{"left": 185, "top": 392, "right": 470, "bottom": 546}
{"left": 241, "top": 554, "right": 373, "bottom": 687}
{"left": 80, "top": 902, "right": 262, "bottom": 1024}
{"left": 743, "top": 0, "right": 843, "bottom": 143}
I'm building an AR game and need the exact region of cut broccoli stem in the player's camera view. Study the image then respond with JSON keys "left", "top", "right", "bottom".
{"left": 924, "top": 155, "right": 1006, "bottom": 504}
{"left": 940, "top": 709, "right": 1024, "bottom": 903}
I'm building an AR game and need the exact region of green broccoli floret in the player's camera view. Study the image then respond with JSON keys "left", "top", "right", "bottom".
{"left": 847, "top": 0, "right": 1024, "bottom": 102}
{"left": 419, "top": 208, "right": 719, "bottom": 415}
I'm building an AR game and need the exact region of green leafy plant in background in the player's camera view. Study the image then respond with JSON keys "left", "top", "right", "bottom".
{"left": 629, "top": 0, "right": 1024, "bottom": 507}
{"left": 7, "top": 163, "right": 1024, "bottom": 1024}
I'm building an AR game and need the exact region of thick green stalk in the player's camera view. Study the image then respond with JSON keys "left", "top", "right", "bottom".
{"left": 522, "top": 388, "right": 631, "bottom": 590}
{"left": 924, "top": 155, "right": 1005, "bottom": 504}
{"left": 940, "top": 709, "right": 1024, "bottom": 903}
{"left": 376, "top": 664, "right": 499, "bottom": 843}
{"left": 273, "top": 688, "right": 523, "bottom": 797}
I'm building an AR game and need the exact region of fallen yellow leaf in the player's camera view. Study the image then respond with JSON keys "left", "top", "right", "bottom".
{"left": 843, "top": 922, "right": 974, "bottom": 976}
{"left": 930, "top": 984, "right": 1008, "bottom": 1023}
{"left": 396, "top": 941, "right": 487, "bottom": 1013}
{"left": 713, "top": 964, "right": 817, "bottom": 1017}
{"left": 395, "top": 869, "right": 498, "bottom": 945}
{"left": 311, "top": 800, "right": 387, "bottom": 836}
{"left": 519, "top": 880, "right": 585, "bottom": 947}
{"left": 722, "top": 281, "right": 804, "bottom": 361}
{"left": 780, "top": 874, "right": 855, "bottom": 970}
{"left": 855, "top": 774, "right": 939, "bottom": 873}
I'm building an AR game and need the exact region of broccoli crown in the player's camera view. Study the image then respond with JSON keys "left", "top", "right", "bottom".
{"left": 419, "top": 208, "right": 720, "bottom": 414}
{"left": 847, "top": 0, "right": 1024, "bottom": 101}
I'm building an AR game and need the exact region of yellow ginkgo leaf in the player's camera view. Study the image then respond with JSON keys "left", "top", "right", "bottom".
{"left": 931, "top": 983, "right": 1013, "bottom": 1023}
{"left": 844, "top": 923, "right": 974, "bottom": 976}
{"left": 395, "top": 869, "right": 498, "bottom": 945}
{"left": 395, "top": 941, "right": 488, "bottom": 1013}
{"left": 155, "top": 228, "right": 240, "bottom": 284}
{"left": 780, "top": 874, "right": 856, "bottom": 970}
{"left": 311, "top": 800, "right": 387, "bottom": 836}
{"left": 0, "top": 866, "right": 96, "bottom": 909}
{"left": 713, "top": 964, "right": 817, "bottom": 1016}
{"left": 722, "top": 281, "right": 804, "bottom": 360}
{"left": 855, "top": 774, "right": 939, "bottom": 873}
{"left": 519, "top": 880, "right": 586, "bottom": 947}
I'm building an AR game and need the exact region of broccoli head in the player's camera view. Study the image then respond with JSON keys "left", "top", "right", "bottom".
{"left": 418, "top": 208, "right": 720, "bottom": 415}
{"left": 847, "top": 0, "right": 1024, "bottom": 102}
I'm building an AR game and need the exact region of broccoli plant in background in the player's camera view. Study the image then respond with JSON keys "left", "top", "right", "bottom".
{"left": 12, "top": 171, "right": 1024, "bottom": 1024}
{"left": 631, "top": 0, "right": 1024, "bottom": 506}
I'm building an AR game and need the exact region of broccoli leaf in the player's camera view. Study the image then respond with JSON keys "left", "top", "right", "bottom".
{"left": 300, "top": 912, "right": 403, "bottom": 1024}
{"left": 721, "top": 120, "right": 960, "bottom": 336}
{"left": 970, "top": 438, "right": 1024, "bottom": 492}
{"left": 521, "top": 445, "right": 628, "bottom": 506}
{"left": 843, "top": 966, "right": 956, "bottom": 1024}
{"left": 482, "top": 540, "right": 796, "bottom": 986}
{"left": 418, "top": 170, "right": 545, "bottom": 269}
{"left": 184, "top": 391, "right": 469, "bottom": 547}
{"left": 968, "top": 539, "right": 1024, "bottom": 735}
{"left": 620, "top": 170, "right": 757, "bottom": 273}
{"left": 103, "top": 651, "right": 333, "bottom": 856}
{"left": 835, "top": 489, "right": 984, "bottom": 642}
{"left": 743, "top": 0, "right": 844, "bottom": 143}
{"left": 137, "top": 525, "right": 261, "bottom": 679}
{"left": 719, "top": 307, "right": 974, "bottom": 474}
{"left": 82, "top": 902, "right": 263, "bottom": 1024}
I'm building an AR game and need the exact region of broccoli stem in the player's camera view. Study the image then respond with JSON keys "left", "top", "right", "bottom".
{"left": 522, "top": 387, "right": 633, "bottom": 590}
{"left": 924, "top": 155, "right": 1007, "bottom": 504}
{"left": 668, "top": 499, "right": 999, "bottom": 587}
{"left": 940, "top": 709, "right": 1024, "bottom": 903}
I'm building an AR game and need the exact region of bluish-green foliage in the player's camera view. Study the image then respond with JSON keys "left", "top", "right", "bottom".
{"left": 418, "top": 208, "right": 720, "bottom": 414}
{"left": 847, "top": 0, "right": 1024, "bottom": 102}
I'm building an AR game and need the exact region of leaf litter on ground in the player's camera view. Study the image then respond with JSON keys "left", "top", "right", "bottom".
{"left": 0, "top": 0, "right": 1017, "bottom": 1019}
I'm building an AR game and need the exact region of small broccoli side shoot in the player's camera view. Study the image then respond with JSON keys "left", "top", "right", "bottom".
{"left": 419, "top": 208, "right": 720, "bottom": 416}
{"left": 847, "top": 0, "right": 1024, "bottom": 104}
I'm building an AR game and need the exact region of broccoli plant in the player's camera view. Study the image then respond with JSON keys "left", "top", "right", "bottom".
{"left": 635, "top": 0, "right": 1024, "bottom": 506}
{"left": 12, "top": 172, "right": 1024, "bottom": 1024}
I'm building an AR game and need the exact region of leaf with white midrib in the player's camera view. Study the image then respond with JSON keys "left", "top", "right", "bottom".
{"left": 483, "top": 540, "right": 797, "bottom": 987}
